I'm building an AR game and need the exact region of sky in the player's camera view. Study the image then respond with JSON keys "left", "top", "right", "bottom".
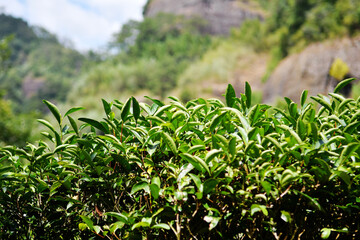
{"left": 0, "top": 0, "right": 147, "bottom": 51}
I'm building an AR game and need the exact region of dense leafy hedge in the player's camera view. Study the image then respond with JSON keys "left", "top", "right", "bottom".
{"left": 1, "top": 81, "right": 360, "bottom": 239}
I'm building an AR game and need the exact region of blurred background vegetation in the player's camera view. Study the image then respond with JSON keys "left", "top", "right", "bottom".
{"left": 1, "top": 0, "right": 360, "bottom": 146}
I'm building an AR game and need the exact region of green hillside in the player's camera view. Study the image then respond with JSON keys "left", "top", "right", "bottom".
{"left": 0, "top": 13, "right": 86, "bottom": 113}
{"left": 0, "top": 13, "right": 90, "bottom": 145}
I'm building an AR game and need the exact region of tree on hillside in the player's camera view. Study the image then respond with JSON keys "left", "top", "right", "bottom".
{"left": 0, "top": 13, "right": 86, "bottom": 114}
{"left": 0, "top": 36, "right": 33, "bottom": 146}
{"left": 107, "top": 13, "right": 211, "bottom": 98}
{"left": 0, "top": 35, "right": 12, "bottom": 72}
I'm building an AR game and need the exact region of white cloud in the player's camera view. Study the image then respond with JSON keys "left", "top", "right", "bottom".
{"left": 0, "top": 0, "right": 147, "bottom": 51}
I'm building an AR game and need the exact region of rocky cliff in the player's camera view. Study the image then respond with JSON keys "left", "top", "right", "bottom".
{"left": 143, "top": 0, "right": 263, "bottom": 35}
{"left": 263, "top": 37, "right": 360, "bottom": 103}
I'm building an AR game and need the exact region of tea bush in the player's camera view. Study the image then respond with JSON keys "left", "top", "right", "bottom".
{"left": 1, "top": 80, "right": 360, "bottom": 239}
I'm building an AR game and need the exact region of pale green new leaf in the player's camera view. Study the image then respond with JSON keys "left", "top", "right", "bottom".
{"left": 336, "top": 142, "right": 360, "bottom": 167}
{"left": 131, "top": 182, "right": 150, "bottom": 195}
{"left": 205, "top": 149, "right": 223, "bottom": 163}
{"left": 80, "top": 215, "right": 94, "bottom": 231}
{"left": 162, "top": 132, "right": 177, "bottom": 155}
{"left": 180, "top": 153, "right": 210, "bottom": 174}
{"left": 333, "top": 78, "right": 355, "bottom": 93}
{"left": 321, "top": 228, "right": 332, "bottom": 239}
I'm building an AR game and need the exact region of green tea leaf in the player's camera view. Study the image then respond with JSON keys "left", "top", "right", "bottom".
{"left": 250, "top": 204, "right": 268, "bottom": 216}
{"left": 152, "top": 176, "right": 161, "bottom": 187}
{"left": 294, "top": 190, "right": 323, "bottom": 211}
{"left": 203, "top": 178, "right": 218, "bottom": 195}
{"left": 321, "top": 228, "right": 332, "bottom": 239}
{"left": 311, "top": 95, "right": 333, "bottom": 113}
{"left": 50, "top": 181, "right": 62, "bottom": 195}
{"left": 121, "top": 98, "right": 132, "bottom": 122}
{"left": 37, "top": 119, "right": 56, "bottom": 134}
{"left": 225, "top": 84, "right": 236, "bottom": 107}
{"left": 205, "top": 149, "right": 223, "bottom": 163}
{"left": 336, "top": 142, "right": 360, "bottom": 167}
{"left": 64, "top": 107, "right": 84, "bottom": 117}
{"left": 223, "top": 107, "right": 250, "bottom": 130}
{"left": 79, "top": 118, "right": 108, "bottom": 133}
{"left": 132, "top": 97, "right": 140, "bottom": 122}
{"left": 131, "top": 222, "right": 150, "bottom": 230}
{"left": 178, "top": 163, "right": 194, "bottom": 183}
{"left": 144, "top": 96, "right": 165, "bottom": 107}
{"left": 213, "top": 134, "right": 228, "bottom": 149}
{"left": 300, "top": 90, "right": 308, "bottom": 107}
{"left": 110, "top": 221, "right": 125, "bottom": 234}
{"left": 151, "top": 224, "right": 170, "bottom": 230}
{"left": 104, "top": 212, "right": 128, "bottom": 223}
{"left": 80, "top": 215, "right": 94, "bottom": 231}
{"left": 204, "top": 216, "right": 220, "bottom": 230}
{"left": 43, "top": 100, "right": 62, "bottom": 125}
{"left": 188, "top": 145, "right": 206, "bottom": 154}
{"left": 155, "top": 105, "right": 172, "bottom": 117}
{"left": 131, "top": 182, "right": 150, "bottom": 195}
{"left": 265, "top": 136, "right": 284, "bottom": 153}
{"left": 334, "top": 171, "right": 351, "bottom": 185}
{"left": 162, "top": 132, "right": 177, "bottom": 155}
{"left": 180, "top": 153, "right": 210, "bottom": 174}
{"left": 333, "top": 78, "right": 356, "bottom": 93}
{"left": 111, "top": 154, "right": 131, "bottom": 173}
{"left": 93, "top": 226, "right": 101, "bottom": 234}
{"left": 189, "top": 173, "right": 203, "bottom": 193}
{"left": 245, "top": 81, "right": 252, "bottom": 108}
{"left": 78, "top": 223, "right": 87, "bottom": 231}
{"left": 102, "top": 99, "right": 112, "bottom": 116}
{"left": 281, "top": 211, "right": 292, "bottom": 223}
{"left": 210, "top": 112, "right": 226, "bottom": 132}
{"left": 228, "top": 137, "right": 236, "bottom": 156}
{"left": 150, "top": 184, "right": 160, "bottom": 200}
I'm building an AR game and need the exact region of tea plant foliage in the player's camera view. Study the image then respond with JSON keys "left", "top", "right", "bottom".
{"left": 1, "top": 81, "right": 360, "bottom": 239}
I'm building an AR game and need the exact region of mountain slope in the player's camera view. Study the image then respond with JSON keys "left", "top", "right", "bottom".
{"left": 264, "top": 36, "right": 360, "bottom": 103}
{"left": 0, "top": 13, "right": 86, "bottom": 113}
{"left": 143, "top": 0, "right": 264, "bottom": 35}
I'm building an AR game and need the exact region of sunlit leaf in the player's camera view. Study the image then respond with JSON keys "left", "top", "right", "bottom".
{"left": 336, "top": 142, "right": 360, "bottom": 167}
{"left": 103, "top": 212, "right": 128, "bottom": 223}
{"left": 281, "top": 211, "right": 292, "bottom": 223}
{"left": 250, "top": 204, "right": 268, "bottom": 216}
{"left": 79, "top": 118, "right": 108, "bottom": 133}
{"left": 321, "top": 228, "right": 332, "bottom": 239}
{"left": 64, "top": 107, "right": 84, "bottom": 117}
{"left": 150, "top": 184, "right": 160, "bottom": 200}
{"left": 162, "top": 132, "right": 177, "bottom": 155}
{"left": 151, "top": 223, "right": 170, "bottom": 230}
{"left": 80, "top": 215, "right": 94, "bottom": 231}
{"left": 121, "top": 98, "right": 132, "bottom": 122}
{"left": 333, "top": 78, "right": 356, "bottom": 94}
{"left": 205, "top": 149, "right": 223, "bottom": 163}
{"left": 132, "top": 97, "right": 140, "bottom": 122}
{"left": 180, "top": 153, "right": 210, "bottom": 174}
{"left": 300, "top": 90, "right": 308, "bottom": 107}
{"left": 43, "top": 100, "right": 62, "bottom": 125}
{"left": 110, "top": 221, "right": 125, "bottom": 234}
{"left": 131, "top": 182, "right": 150, "bottom": 195}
